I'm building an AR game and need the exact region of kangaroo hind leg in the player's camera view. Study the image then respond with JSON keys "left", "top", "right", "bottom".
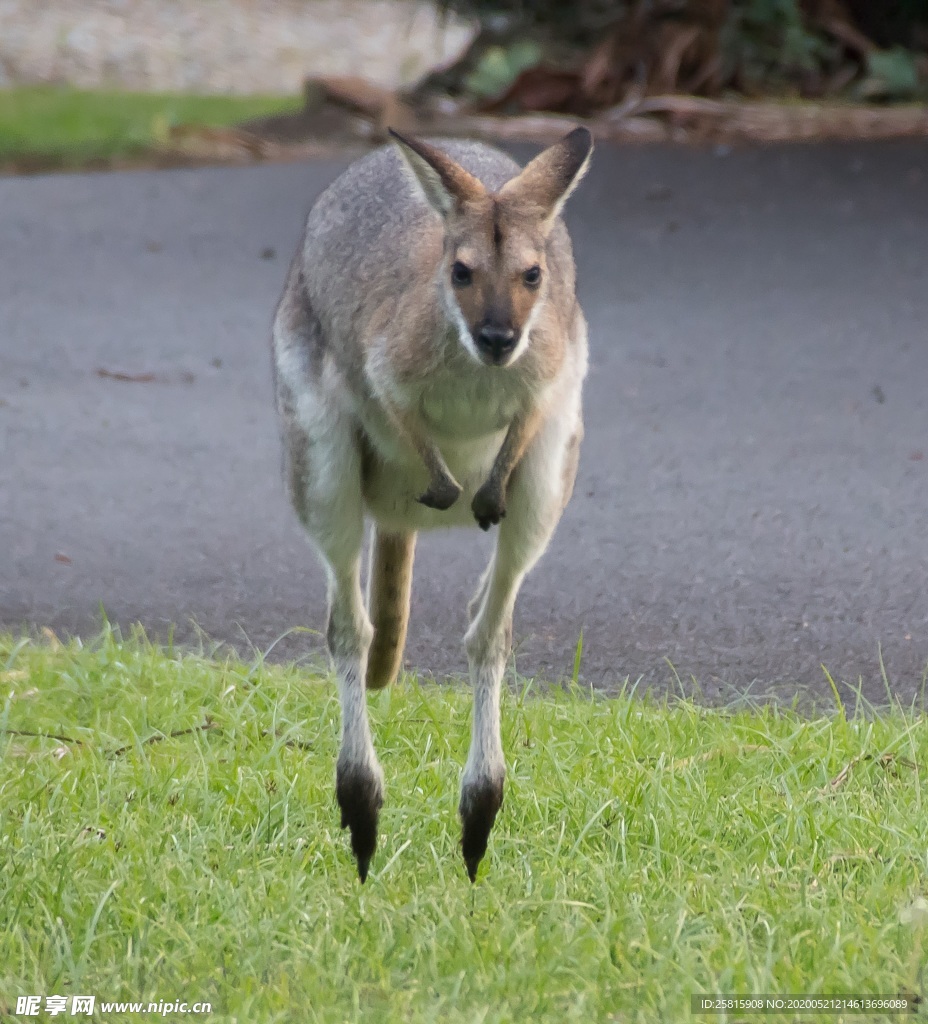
{"left": 276, "top": 290, "right": 383, "bottom": 882}
{"left": 460, "top": 410, "right": 578, "bottom": 881}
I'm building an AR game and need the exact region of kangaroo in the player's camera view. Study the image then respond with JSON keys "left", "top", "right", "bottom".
{"left": 272, "top": 126, "right": 592, "bottom": 882}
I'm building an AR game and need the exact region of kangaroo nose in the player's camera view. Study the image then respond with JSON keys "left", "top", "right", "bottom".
{"left": 476, "top": 325, "right": 516, "bottom": 363}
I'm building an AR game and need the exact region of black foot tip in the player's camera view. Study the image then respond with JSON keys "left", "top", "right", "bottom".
{"left": 459, "top": 778, "right": 504, "bottom": 883}
{"left": 336, "top": 764, "right": 383, "bottom": 882}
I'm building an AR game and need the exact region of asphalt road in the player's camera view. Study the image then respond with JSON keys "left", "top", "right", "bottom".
{"left": 2, "top": 140, "right": 926, "bottom": 702}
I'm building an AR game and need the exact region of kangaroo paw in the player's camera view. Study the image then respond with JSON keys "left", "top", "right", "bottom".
{"left": 417, "top": 475, "right": 462, "bottom": 511}
{"left": 471, "top": 482, "right": 506, "bottom": 531}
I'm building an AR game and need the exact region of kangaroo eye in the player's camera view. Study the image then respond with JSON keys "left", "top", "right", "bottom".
{"left": 523, "top": 265, "right": 541, "bottom": 287}
{"left": 451, "top": 261, "right": 473, "bottom": 287}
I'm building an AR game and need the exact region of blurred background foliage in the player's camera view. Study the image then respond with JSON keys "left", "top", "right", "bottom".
{"left": 423, "top": 0, "right": 928, "bottom": 111}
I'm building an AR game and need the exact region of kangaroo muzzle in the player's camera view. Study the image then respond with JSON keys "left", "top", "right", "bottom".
{"left": 474, "top": 323, "right": 517, "bottom": 366}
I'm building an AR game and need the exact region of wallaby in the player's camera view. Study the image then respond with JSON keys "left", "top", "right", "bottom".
{"left": 272, "top": 126, "right": 592, "bottom": 882}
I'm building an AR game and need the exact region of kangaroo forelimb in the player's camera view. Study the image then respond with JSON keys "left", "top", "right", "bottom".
{"left": 382, "top": 403, "right": 462, "bottom": 510}
{"left": 472, "top": 407, "right": 543, "bottom": 530}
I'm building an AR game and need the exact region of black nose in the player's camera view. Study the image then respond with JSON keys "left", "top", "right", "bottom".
{"left": 476, "top": 325, "right": 516, "bottom": 363}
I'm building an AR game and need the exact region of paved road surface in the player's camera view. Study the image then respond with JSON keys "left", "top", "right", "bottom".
{"left": 2, "top": 141, "right": 926, "bottom": 702}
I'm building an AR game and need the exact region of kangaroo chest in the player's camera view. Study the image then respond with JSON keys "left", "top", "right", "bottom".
{"left": 416, "top": 373, "right": 522, "bottom": 441}
{"left": 359, "top": 369, "right": 526, "bottom": 532}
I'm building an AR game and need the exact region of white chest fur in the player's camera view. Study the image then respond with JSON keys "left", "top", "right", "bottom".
{"left": 417, "top": 371, "right": 522, "bottom": 441}
{"left": 359, "top": 366, "right": 526, "bottom": 532}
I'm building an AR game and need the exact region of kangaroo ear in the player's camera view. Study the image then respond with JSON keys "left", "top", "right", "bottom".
{"left": 389, "top": 128, "right": 486, "bottom": 217}
{"left": 499, "top": 126, "right": 593, "bottom": 225}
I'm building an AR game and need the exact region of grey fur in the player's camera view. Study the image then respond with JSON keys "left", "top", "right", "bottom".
{"left": 272, "top": 131, "right": 591, "bottom": 881}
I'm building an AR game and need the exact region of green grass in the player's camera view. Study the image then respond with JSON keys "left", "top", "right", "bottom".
{"left": 2, "top": 629, "right": 928, "bottom": 1023}
{"left": 0, "top": 87, "right": 300, "bottom": 166}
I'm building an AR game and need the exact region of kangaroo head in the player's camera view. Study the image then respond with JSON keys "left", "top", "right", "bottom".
{"left": 389, "top": 127, "right": 593, "bottom": 367}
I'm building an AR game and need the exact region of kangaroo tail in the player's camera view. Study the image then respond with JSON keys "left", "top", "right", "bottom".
{"left": 365, "top": 529, "right": 416, "bottom": 690}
